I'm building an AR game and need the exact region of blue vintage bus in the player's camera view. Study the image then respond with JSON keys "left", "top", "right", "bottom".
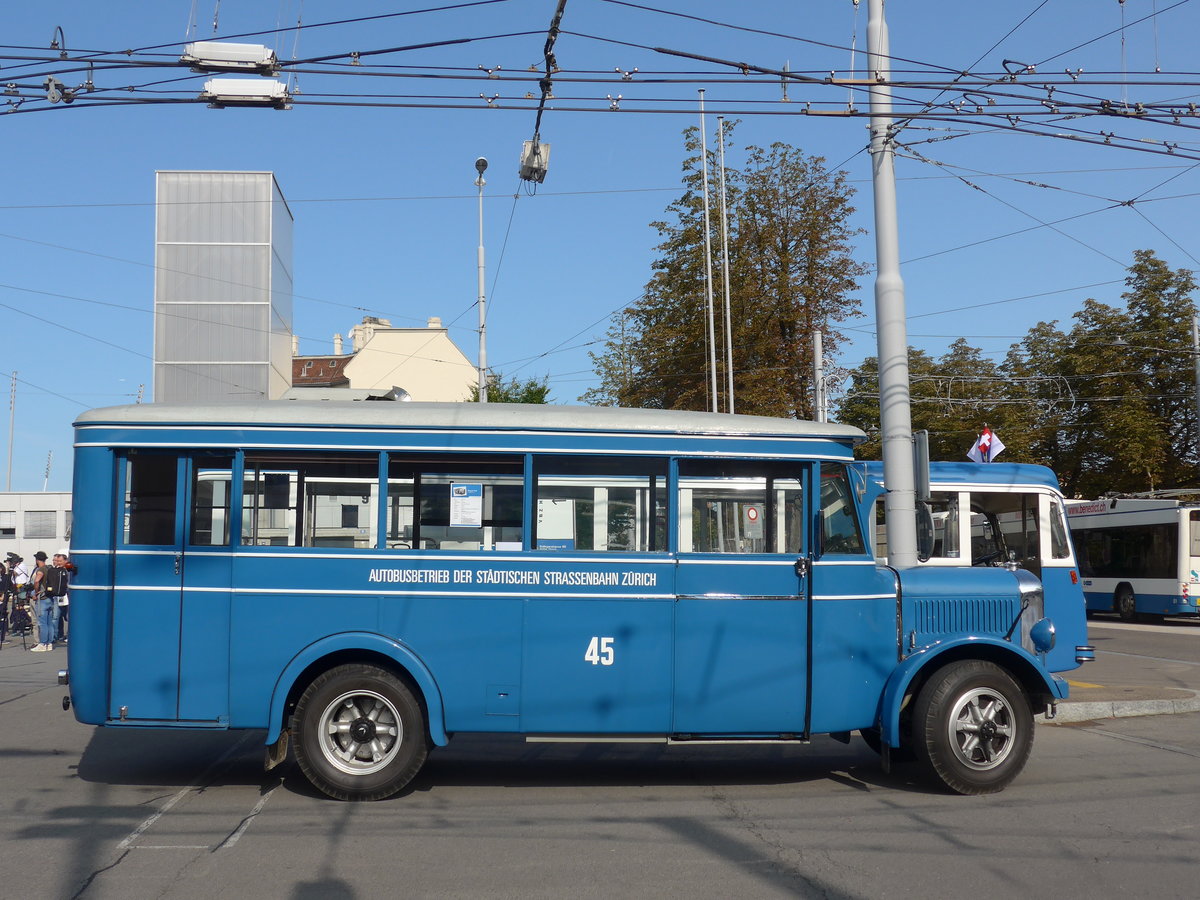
{"left": 63, "top": 402, "right": 1084, "bottom": 800}
{"left": 864, "top": 461, "right": 1090, "bottom": 674}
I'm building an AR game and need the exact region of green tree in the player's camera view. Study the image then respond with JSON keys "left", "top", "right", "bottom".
{"left": 836, "top": 250, "right": 1199, "bottom": 496}
{"left": 583, "top": 124, "right": 867, "bottom": 416}
{"left": 837, "top": 340, "right": 1010, "bottom": 461}
{"left": 466, "top": 372, "right": 552, "bottom": 403}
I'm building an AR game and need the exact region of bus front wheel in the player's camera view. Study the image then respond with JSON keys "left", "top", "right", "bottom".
{"left": 1115, "top": 585, "right": 1137, "bottom": 622}
{"left": 912, "top": 660, "right": 1033, "bottom": 795}
{"left": 292, "top": 664, "right": 429, "bottom": 801}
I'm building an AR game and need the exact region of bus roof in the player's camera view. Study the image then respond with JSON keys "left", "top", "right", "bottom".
{"left": 863, "top": 460, "right": 1064, "bottom": 492}
{"left": 75, "top": 401, "right": 867, "bottom": 443}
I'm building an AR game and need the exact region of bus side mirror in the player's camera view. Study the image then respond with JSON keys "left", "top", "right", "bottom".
{"left": 916, "top": 501, "right": 934, "bottom": 563}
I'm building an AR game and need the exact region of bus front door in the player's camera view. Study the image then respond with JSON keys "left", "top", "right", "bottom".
{"left": 110, "top": 452, "right": 233, "bottom": 723}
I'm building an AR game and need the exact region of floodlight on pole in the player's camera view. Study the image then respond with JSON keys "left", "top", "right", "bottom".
{"left": 475, "top": 157, "right": 489, "bottom": 403}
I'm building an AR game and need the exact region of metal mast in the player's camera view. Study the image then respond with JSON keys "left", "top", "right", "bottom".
{"left": 868, "top": 0, "right": 917, "bottom": 565}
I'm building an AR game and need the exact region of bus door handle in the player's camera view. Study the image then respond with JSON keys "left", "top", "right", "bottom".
{"left": 174, "top": 552, "right": 182, "bottom": 576}
{"left": 794, "top": 557, "right": 810, "bottom": 579}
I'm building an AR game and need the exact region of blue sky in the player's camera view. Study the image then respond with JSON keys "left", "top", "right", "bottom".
{"left": 2, "top": 0, "right": 1198, "bottom": 490}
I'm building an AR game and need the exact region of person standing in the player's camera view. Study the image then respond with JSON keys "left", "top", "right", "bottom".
{"left": 5, "top": 553, "right": 31, "bottom": 643}
{"left": 0, "top": 556, "right": 12, "bottom": 645}
{"left": 46, "top": 550, "right": 72, "bottom": 644}
{"left": 29, "top": 551, "right": 53, "bottom": 652}
{"left": 7, "top": 552, "right": 30, "bottom": 593}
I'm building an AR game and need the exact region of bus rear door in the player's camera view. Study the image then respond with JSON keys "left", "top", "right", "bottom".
{"left": 111, "top": 451, "right": 233, "bottom": 723}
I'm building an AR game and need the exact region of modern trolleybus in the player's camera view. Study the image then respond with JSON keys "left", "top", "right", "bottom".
{"left": 1066, "top": 497, "right": 1200, "bottom": 620}
{"left": 62, "top": 402, "right": 1089, "bottom": 800}
{"left": 864, "top": 461, "right": 1090, "bottom": 676}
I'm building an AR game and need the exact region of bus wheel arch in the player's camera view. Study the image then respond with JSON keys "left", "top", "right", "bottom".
{"left": 1114, "top": 583, "right": 1137, "bottom": 622}
{"left": 881, "top": 643, "right": 1054, "bottom": 755}
{"left": 267, "top": 636, "right": 448, "bottom": 753}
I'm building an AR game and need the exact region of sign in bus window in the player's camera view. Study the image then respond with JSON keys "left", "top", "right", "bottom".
{"left": 534, "top": 456, "right": 667, "bottom": 552}
{"left": 242, "top": 453, "right": 379, "bottom": 548}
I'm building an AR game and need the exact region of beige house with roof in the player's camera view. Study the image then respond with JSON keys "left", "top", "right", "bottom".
{"left": 291, "top": 316, "right": 476, "bottom": 402}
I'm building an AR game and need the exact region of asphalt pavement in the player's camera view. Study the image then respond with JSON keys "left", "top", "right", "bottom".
{"left": 1048, "top": 616, "right": 1200, "bottom": 723}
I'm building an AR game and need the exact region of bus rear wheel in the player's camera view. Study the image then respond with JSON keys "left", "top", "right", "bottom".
{"left": 1115, "top": 585, "right": 1137, "bottom": 622}
{"left": 292, "top": 664, "right": 429, "bottom": 801}
{"left": 912, "top": 660, "right": 1033, "bottom": 795}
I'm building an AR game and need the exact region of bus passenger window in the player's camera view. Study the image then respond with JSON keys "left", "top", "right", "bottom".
{"left": 389, "top": 455, "right": 524, "bottom": 551}
{"left": 534, "top": 456, "right": 666, "bottom": 552}
{"left": 123, "top": 454, "right": 177, "bottom": 546}
{"left": 820, "top": 465, "right": 865, "bottom": 555}
{"left": 190, "top": 455, "right": 234, "bottom": 546}
{"left": 243, "top": 454, "right": 379, "bottom": 548}
{"left": 678, "top": 460, "right": 806, "bottom": 554}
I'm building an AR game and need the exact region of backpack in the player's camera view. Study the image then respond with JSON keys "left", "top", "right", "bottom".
{"left": 43, "top": 565, "right": 69, "bottom": 598}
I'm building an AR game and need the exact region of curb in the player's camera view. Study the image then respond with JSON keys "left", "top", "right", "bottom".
{"left": 1041, "top": 692, "right": 1200, "bottom": 724}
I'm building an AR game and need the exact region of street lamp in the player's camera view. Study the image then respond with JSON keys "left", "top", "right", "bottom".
{"left": 475, "top": 157, "right": 488, "bottom": 404}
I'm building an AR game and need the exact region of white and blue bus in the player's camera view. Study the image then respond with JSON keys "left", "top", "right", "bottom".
{"left": 63, "top": 403, "right": 1088, "bottom": 799}
{"left": 1066, "top": 497, "right": 1200, "bottom": 620}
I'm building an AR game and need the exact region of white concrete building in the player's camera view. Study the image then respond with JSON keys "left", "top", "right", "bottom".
{"left": 0, "top": 492, "right": 72, "bottom": 562}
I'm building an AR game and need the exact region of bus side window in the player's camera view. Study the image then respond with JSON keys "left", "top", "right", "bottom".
{"left": 820, "top": 464, "right": 866, "bottom": 555}
{"left": 123, "top": 454, "right": 177, "bottom": 546}
{"left": 677, "top": 459, "right": 805, "bottom": 554}
{"left": 190, "top": 455, "right": 234, "bottom": 547}
{"left": 243, "top": 453, "right": 379, "bottom": 549}
{"left": 388, "top": 454, "right": 524, "bottom": 552}
{"left": 534, "top": 456, "right": 667, "bottom": 552}
{"left": 1048, "top": 497, "right": 1071, "bottom": 560}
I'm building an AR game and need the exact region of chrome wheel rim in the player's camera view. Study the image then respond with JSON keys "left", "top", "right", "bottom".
{"left": 946, "top": 687, "right": 1016, "bottom": 771}
{"left": 317, "top": 689, "right": 403, "bottom": 776}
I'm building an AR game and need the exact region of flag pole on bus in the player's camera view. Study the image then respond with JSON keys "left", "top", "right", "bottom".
{"left": 968, "top": 426, "right": 1005, "bottom": 463}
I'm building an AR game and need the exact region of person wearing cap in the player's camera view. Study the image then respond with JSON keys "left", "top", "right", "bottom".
{"left": 48, "top": 549, "right": 72, "bottom": 644}
{"left": 29, "top": 551, "right": 54, "bottom": 651}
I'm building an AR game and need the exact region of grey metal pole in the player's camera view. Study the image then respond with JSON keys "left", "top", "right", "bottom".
{"left": 698, "top": 91, "right": 719, "bottom": 413}
{"left": 717, "top": 116, "right": 735, "bottom": 414}
{"left": 6, "top": 371, "right": 14, "bottom": 491}
{"left": 868, "top": 0, "right": 917, "bottom": 566}
{"left": 813, "top": 329, "right": 827, "bottom": 423}
{"left": 475, "top": 158, "right": 488, "bottom": 403}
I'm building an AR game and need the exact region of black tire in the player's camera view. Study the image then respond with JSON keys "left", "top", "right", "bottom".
{"left": 292, "top": 663, "right": 429, "bottom": 801}
{"left": 1115, "top": 585, "right": 1137, "bottom": 622}
{"left": 911, "top": 660, "right": 1034, "bottom": 795}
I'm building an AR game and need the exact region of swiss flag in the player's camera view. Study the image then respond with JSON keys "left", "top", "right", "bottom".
{"left": 967, "top": 426, "right": 1006, "bottom": 463}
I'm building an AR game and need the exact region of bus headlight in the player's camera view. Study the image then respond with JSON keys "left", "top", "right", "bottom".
{"left": 1030, "top": 617, "right": 1056, "bottom": 654}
